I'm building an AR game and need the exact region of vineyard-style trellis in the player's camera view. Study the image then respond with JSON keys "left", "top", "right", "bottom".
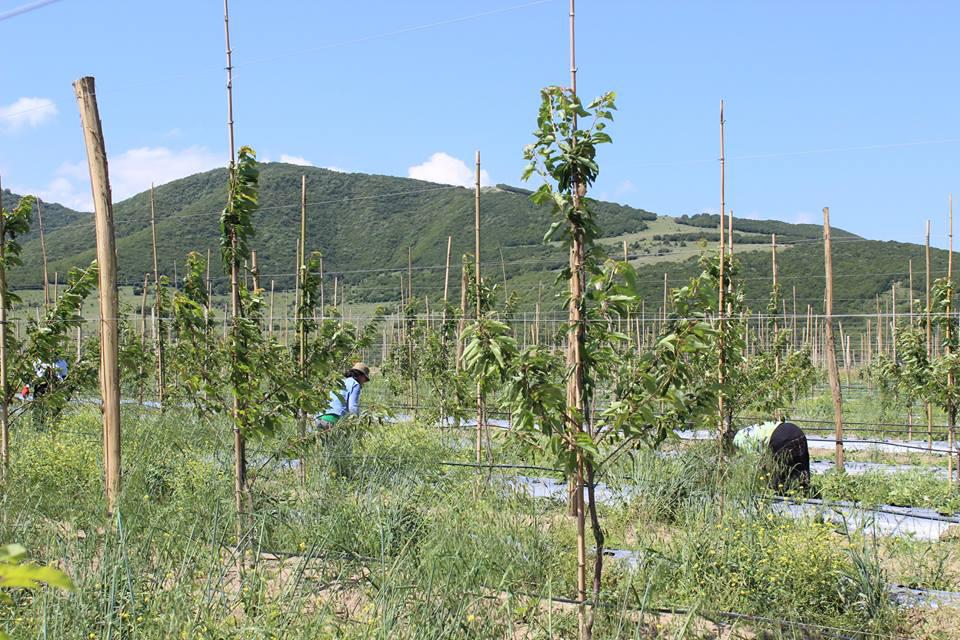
{"left": 2, "top": 2, "right": 960, "bottom": 639}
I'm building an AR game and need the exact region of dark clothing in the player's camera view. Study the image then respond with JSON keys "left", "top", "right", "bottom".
{"left": 767, "top": 421, "right": 810, "bottom": 491}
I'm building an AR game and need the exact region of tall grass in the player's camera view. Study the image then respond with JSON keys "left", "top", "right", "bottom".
{"left": 0, "top": 407, "right": 913, "bottom": 638}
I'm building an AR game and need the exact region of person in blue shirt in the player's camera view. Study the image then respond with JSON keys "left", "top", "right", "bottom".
{"left": 317, "top": 362, "right": 370, "bottom": 427}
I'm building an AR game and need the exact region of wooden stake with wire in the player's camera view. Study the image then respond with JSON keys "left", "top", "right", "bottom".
{"left": 36, "top": 198, "right": 50, "bottom": 308}
{"left": 0, "top": 181, "right": 8, "bottom": 475}
{"left": 149, "top": 184, "right": 165, "bottom": 409}
{"left": 927, "top": 220, "right": 934, "bottom": 451}
{"left": 823, "top": 207, "right": 844, "bottom": 471}
{"left": 74, "top": 76, "right": 122, "bottom": 514}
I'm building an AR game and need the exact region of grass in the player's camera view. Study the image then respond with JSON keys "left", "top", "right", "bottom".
{"left": 0, "top": 403, "right": 940, "bottom": 639}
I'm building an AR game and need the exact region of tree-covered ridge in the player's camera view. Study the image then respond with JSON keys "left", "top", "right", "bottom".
{"left": 676, "top": 212, "right": 860, "bottom": 243}
{"left": 7, "top": 164, "right": 659, "bottom": 291}
{"left": 5, "top": 164, "right": 921, "bottom": 317}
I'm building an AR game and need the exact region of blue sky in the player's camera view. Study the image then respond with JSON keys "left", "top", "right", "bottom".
{"left": 1, "top": 0, "right": 958, "bottom": 246}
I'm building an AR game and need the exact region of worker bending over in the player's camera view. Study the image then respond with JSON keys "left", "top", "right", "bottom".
{"left": 733, "top": 420, "right": 811, "bottom": 493}
{"left": 317, "top": 362, "right": 370, "bottom": 427}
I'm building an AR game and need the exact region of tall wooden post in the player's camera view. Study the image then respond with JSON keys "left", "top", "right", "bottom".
{"left": 772, "top": 234, "right": 780, "bottom": 372}
{"left": 36, "top": 199, "right": 50, "bottom": 308}
{"left": 149, "top": 184, "right": 164, "bottom": 408}
{"left": 224, "top": 0, "right": 246, "bottom": 522}
{"left": 297, "top": 175, "right": 308, "bottom": 483}
{"left": 566, "top": 4, "right": 589, "bottom": 636}
{"left": 823, "top": 207, "right": 844, "bottom": 471}
{"left": 0, "top": 181, "right": 8, "bottom": 475}
{"left": 474, "top": 151, "right": 485, "bottom": 465}
{"left": 909, "top": 259, "right": 914, "bottom": 325}
{"left": 443, "top": 235, "right": 452, "bottom": 309}
{"left": 948, "top": 197, "right": 955, "bottom": 485}
{"left": 716, "top": 100, "right": 733, "bottom": 448}
{"left": 892, "top": 284, "right": 898, "bottom": 361}
{"left": 927, "top": 220, "right": 934, "bottom": 451}
{"left": 456, "top": 261, "right": 467, "bottom": 371}
{"left": 74, "top": 76, "right": 121, "bottom": 513}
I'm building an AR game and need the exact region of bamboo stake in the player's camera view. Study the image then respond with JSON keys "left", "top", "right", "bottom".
{"left": 717, "top": 99, "right": 729, "bottom": 447}
{"left": 567, "top": 4, "right": 588, "bottom": 636}
{"left": 268, "top": 280, "right": 275, "bottom": 336}
{"left": 927, "top": 220, "right": 933, "bottom": 451}
{"left": 823, "top": 207, "right": 844, "bottom": 471}
{"left": 53, "top": 271, "right": 58, "bottom": 304}
{"left": 149, "top": 184, "right": 164, "bottom": 408}
{"left": 948, "top": 196, "right": 955, "bottom": 485}
{"left": 74, "top": 76, "right": 121, "bottom": 513}
{"left": 206, "top": 248, "right": 212, "bottom": 299}
{"left": 456, "top": 261, "right": 467, "bottom": 370}
{"left": 36, "top": 198, "right": 50, "bottom": 308}
{"left": 224, "top": 0, "right": 247, "bottom": 524}
{"left": 297, "top": 174, "right": 308, "bottom": 483}
{"left": 0, "top": 181, "right": 8, "bottom": 474}
{"left": 138, "top": 273, "right": 148, "bottom": 405}
{"left": 499, "top": 245, "right": 508, "bottom": 305}
{"left": 791, "top": 286, "right": 797, "bottom": 350}
{"left": 892, "top": 284, "right": 898, "bottom": 361}
{"left": 772, "top": 234, "right": 780, "bottom": 372}
{"left": 909, "top": 259, "right": 914, "bottom": 325}
{"left": 443, "top": 235, "right": 452, "bottom": 309}
{"left": 408, "top": 246, "right": 413, "bottom": 303}
{"left": 474, "top": 151, "right": 484, "bottom": 465}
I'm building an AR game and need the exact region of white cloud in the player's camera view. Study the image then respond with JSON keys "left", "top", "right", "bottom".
{"left": 0, "top": 97, "right": 58, "bottom": 133}
{"left": 24, "top": 145, "right": 223, "bottom": 211}
{"left": 614, "top": 179, "right": 636, "bottom": 196}
{"left": 108, "top": 145, "right": 223, "bottom": 200}
{"left": 279, "top": 154, "right": 313, "bottom": 166}
{"left": 408, "top": 152, "right": 491, "bottom": 188}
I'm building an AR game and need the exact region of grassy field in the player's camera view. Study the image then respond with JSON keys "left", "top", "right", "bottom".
{"left": 1, "top": 399, "right": 958, "bottom": 639}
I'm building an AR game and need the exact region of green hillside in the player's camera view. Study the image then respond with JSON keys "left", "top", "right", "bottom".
{"left": 2, "top": 164, "right": 942, "bottom": 319}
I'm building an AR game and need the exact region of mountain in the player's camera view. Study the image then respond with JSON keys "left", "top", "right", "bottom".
{"left": 2, "top": 164, "right": 947, "bottom": 317}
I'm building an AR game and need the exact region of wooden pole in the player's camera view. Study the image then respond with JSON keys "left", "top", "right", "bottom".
{"left": 224, "top": 0, "right": 246, "bottom": 522}
{"left": 948, "top": 196, "right": 955, "bottom": 485}
{"left": 268, "top": 280, "right": 275, "bottom": 336}
{"left": 567, "top": 4, "right": 588, "bottom": 636}
{"left": 499, "top": 245, "right": 508, "bottom": 305}
{"left": 36, "top": 198, "right": 50, "bottom": 308}
{"left": 772, "top": 234, "right": 780, "bottom": 372}
{"left": 892, "top": 284, "right": 898, "bottom": 361}
{"left": 443, "top": 235, "right": 452, "bottom": 309}
{"left": 0, "top": 181, "right": 8, "bottom": 474}
{"left": 408, "top": 246, "right": 414, "bottom": 304}
{"left": 823, "top": 207, "right": 844, "bottom": 471}
{"left": 73, "top": 76, "right": 121, "bottom": 514}
{"left": 909, "top": 259, "right": 915, "bottom": 325}
{"left": 138, "top": 273, "right": 148, "bottom": 405}
{"left": 149, "top": 184, "right": 165, "bottom": 408}
{"left": 474, "top": 151, "right": 484, "bottom": 465}
{"left": 717, "top": 99, "right": 729, "bottom": 447}
{"left": 297, "top": 174, "right": 308, "bottom": 482}
{"left": 927, "top": 220, "right": 933, "bottom": 451}
{"left": 456, "top": 261, "right": 467, "bottom": 370}
{"left": 206, "top": 248, "right": 212, "bottom": 299}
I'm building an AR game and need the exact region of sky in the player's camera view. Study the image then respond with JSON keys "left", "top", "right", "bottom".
{"left": 1, "top": 0, "right": 959, "bottom": 247}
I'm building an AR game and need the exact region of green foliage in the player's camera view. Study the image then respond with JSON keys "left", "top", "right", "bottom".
{"left": 219, "top": 146, "right": 259, "bottom": 274}
{"left": 171, "top": 252, "right": 225, "bottom": 416}
{"left": 0, "top": 194, "right": 34, "bottom": 309}
{"left": 7, "top": 262, "right": 99, "bottom": 421}
{"left": 0, "top": 542, "right": 73, "bottom": 638}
